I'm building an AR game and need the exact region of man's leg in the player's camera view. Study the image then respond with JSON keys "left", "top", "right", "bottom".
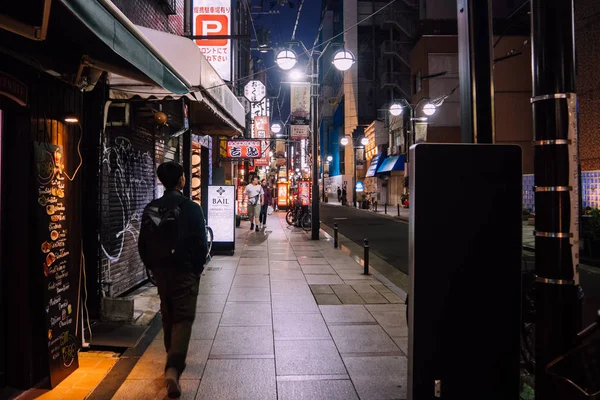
{"left": 154, "top": 270, "right": 173, "bottom": 353}
{"left": 165, "top": 271, "right": 200, "bottom": 376}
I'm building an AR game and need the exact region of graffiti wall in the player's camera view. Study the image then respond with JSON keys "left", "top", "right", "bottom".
{"left": 100, "top": 128, "right": 155, "bottom": 296}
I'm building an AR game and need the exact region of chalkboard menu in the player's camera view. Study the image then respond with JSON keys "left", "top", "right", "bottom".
{"left": 34, "top": 142, "right": 79, "bottom": 388}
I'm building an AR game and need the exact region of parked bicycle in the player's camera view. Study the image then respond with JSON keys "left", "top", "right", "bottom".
{"left": 146, "top": 221, "right": 213, "bottom": 285}
{"left": 546, "top": 309, "right": 600, "bottom": 399}
{"left": 285, "top": 202, "right": 311, "bottom": 231}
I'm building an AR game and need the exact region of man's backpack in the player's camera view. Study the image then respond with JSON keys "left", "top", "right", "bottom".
{"left": 140, "top": 198, "right": 187, "bottom": 269}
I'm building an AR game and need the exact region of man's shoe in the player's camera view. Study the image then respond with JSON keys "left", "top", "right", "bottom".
{"left": 255, "top": 226, "right": 259, "bottom": 232}
{"left": 250, "top": 223, "right": 254, "bottom": 230}
{"left": 165, "top": 368, "right": 181, "bottom": 398}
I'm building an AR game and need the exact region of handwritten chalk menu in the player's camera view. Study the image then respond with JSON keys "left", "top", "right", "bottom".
{"left": 34, "top": 142, "right": 79, "bottom": 388}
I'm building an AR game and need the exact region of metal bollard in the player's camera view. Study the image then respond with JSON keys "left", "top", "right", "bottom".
{"left": 363, "top": 238, "right": 369, "bottom": 275}
{"left": 374, "top": 202, "right": 377, "bottom": 212}
{"left": 334, "top": 224, "right": 339, "bottom": 248}
{"left": 397, "top": 204, "right": 400, "bottom": 216}
{"left": 384, "top": 203, "right": 387, "bottom": 214}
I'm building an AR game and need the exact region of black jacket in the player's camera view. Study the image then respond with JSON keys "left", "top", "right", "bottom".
{"left": 138, "top": 190, "right": 207, "bottom": 273}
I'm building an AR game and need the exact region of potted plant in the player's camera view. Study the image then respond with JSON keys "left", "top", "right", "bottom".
{"left": 583, "top": 208, "right": 600, "bottom": 258}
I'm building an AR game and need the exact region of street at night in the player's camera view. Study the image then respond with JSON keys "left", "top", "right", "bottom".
{"left": 320, "top": 203, "right": 410, "bottom": 275}
{"left": 2, "top": 0, "right": 600, "bottom": 399}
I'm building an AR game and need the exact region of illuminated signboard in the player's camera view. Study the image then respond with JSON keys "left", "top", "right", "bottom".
{"left": 226, "top": 140, "right": 261, "bottom": 159}
{"left": 299, "top": 180, "right": 310, "bottom": 206}
{"left": 253, "top": 116, "right": 269, "bottom": 167}
{"left": 277, "top": 182, "right": 288, "bottom": 207}
{"left": 193, "top": 0, "right": 231, "bottom": 81}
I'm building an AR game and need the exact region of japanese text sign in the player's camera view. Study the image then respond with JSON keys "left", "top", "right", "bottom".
{"left": 193, "top": 0, "right": 231, "bottom": 81}
{"left": 226, "top": 140, "right": 261, "bottom": 159}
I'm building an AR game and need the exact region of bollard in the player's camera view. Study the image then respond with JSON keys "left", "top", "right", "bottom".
{"left": 384, "top": 203, "right": 387, "bottom": 214}
{"left": 397, "top": 204, "right": 400, "bottom": 216}
{"left": 363, "top": 238, "right": 369, "bottom": 275}
{"left": 374, "top": 202, "right": 377, "bottom": 212}
{"left": 334, "top": 224, "right": 339, "bottom": 248}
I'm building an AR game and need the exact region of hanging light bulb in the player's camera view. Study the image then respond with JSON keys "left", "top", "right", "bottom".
{"left": 422, "top": 103, "right": 437, "bottom": 116}
{"left": 276, "top": 49, "right": 297, "bottom": 70}
{"left": 389, "top": 103, "right": 403, "bottom": 116}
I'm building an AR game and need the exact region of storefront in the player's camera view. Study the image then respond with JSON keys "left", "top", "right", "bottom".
{"left": 375, "top": 155, "right": 406, "bottom": 207}
{"left": 364, "top": 151, "right": 386, "bottom": 204}
{"left": 0, "top": 0, "right": 225, "bottom": 390}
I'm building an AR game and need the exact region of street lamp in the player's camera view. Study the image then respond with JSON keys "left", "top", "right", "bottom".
{"left": 423, "top": 103, "right": 437, "bottom": 116}
{"left": 327, "top": 155, "right": 333, "bottom": 162}
{"left": 389, "top": 103, "right": 403, "bottom": 117}
{"left": 340, "top": 134, "right": 369, "bottom": 208}
{"left": 332, "top": 49, "right": 356, "bottom": 71}
{"left": 271, "top": 122, "right": 283, "bottom": 135}
{"left": 275, "top": 41, "right": 356, "bottom": 240}
{"left": 275, "top": 49, "right": 297, "bottom": 70}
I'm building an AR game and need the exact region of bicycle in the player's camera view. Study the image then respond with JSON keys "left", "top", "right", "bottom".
{"left": 546, "top": 309, "right": 600, "bottom": 398}
{"left": 286, "top": 203, "right": 311, "bottom": 231}
{"left": 146, "top": 222, "right": 213, "bottom": 286}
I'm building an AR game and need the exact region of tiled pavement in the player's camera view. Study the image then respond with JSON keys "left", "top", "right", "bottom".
{"left": 111, "top": 212, "right": 408, "bottom": 400}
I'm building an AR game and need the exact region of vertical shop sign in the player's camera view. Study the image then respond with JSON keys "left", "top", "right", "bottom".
{"left": 193, "top": 0, "right": 231, "bottom": 81}
{"left": 277, "top": 182, "right": 289, "bottom": 207}
{"left": 207, "top": 186, "right": 235, "bottom": 243}
{"left": 299, "top": 180, "right": 311, "bottom": 206}
{"left": 34, "top": 142, "right": 79, "bottom": 388}
{"left": 253, "top": 116, "right": 269, "bottom": 167}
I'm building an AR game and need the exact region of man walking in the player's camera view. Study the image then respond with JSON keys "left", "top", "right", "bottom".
{"left": 138, "top": 161, "right": 207, "bottom": 398}
{"left": 259, "top": 179, "right": 273, "bottom": 230}
{"left": 244, "top": 175, "right": 264, "bottom": 232}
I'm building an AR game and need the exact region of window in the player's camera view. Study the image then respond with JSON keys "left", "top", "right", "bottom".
{"left": 157, "top": 0, "right": 177, "bottom": 15}
{"left": 339, "top": 149, "right": 345, "bottom": 175}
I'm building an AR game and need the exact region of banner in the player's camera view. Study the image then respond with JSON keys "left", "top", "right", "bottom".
{"left": 291, "top": 83, "right": 310, "bottom": 125}
{"left": 193, "top": 0, "right": 231, "bottom": 81}
{"left": 253, "top": 116, "right": 269, "bottom": 166}
{"left": 226, "top": 140, "right": 261, "bottom": 159}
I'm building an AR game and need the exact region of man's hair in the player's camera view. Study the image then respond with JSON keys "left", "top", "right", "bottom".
{"left": 157, "top": 161, "right": 184, "bottom": 190}
{"left": 252, "top": 176, "right": 259, "bottom": 182}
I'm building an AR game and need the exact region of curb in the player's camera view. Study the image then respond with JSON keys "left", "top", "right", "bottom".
{"left": 322, "top": 202, "right": 409, "bottom": 223}
{"left": 319, "top": 223, "right": 409, "bottom": 300}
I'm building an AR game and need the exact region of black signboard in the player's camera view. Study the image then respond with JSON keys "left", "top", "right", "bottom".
{"left": 34, "top": 142, "right": 79, "bottom": 388}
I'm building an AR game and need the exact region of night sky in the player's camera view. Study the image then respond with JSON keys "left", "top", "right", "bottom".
{"left": 249, "top": 0, "right": 323, "bottom": 123}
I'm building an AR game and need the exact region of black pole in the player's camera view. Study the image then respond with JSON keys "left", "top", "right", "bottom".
{"left": 334, "top": 223, "right": 338, "bottom": 248}
{"left": 531, "top": 0, "right": 580, "bottom": 397}
{"left": 353, "top": 147, "right": 357, "bottom": 208}
{"left": 363, "top": 238, "right": 369, "bottom": 275}
{"left": 457, "top": 0, "right": 495, "bottom": 144}
{"left": 311, "top": 56, "right": 320, "bottom": 240}
{"left": 384, "top": 203, "right": 387, "bottom": 214}
{"left": 397, "top": 204, "right": 400, "bottom": 216}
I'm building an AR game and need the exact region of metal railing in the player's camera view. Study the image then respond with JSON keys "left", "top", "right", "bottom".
{"left": 380, "top": 72, "right": 411, "bottom": 98}
{"left": 381, "top": 40, "right": 411, "bottom": 67}
{"left": 375, "top": 7, "right": 417, "bottom": 38}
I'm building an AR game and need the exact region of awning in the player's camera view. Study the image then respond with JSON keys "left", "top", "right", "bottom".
{"left": 59, "top": 0, "right": 190, "bottom": 95}
{"left": 366, "top": 152, "right": 386, "bottom": 178}
{"left": 109, "top": 25, "right": 245, "bottom": 134}
{"left": 376, "top": 155, "right": 406, "bottom": 174}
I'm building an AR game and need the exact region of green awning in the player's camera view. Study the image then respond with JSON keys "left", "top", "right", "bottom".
{"left": 59, "top": 0, "right": 189, "bottom": 95}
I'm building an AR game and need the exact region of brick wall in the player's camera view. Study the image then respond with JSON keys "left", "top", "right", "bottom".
{"left": 112, "top": 0, "right": 185, "bottom": 35}
{"left": 576, "top": 0, "right": 600, "bottom": 171}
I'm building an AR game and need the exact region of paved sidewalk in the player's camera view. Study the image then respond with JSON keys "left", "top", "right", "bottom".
{"left": 109, "top": 212, "right": 408, "bottom": 400}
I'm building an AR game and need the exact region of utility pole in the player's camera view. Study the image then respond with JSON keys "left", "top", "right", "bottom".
{"left": 311, "top": 55, "right": 320, "bottom": 240}
{"left": 531, "top": 0, "right": 580, "bottom": 398}
{"left": 184, "top": 0, "right": 191, "bottom": 37}
{"left": 456, "top": 0, "right": 495, "bottom": 144}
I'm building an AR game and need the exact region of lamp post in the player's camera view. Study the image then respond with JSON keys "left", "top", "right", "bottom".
{"left": 341, "top": 135, "right": 369, "bottom": 208}
{"left": 276, "top": 44, "right": 355, "bottom": 240}
{"left": 389, "top": 98, "right": 438, "bottom": 159}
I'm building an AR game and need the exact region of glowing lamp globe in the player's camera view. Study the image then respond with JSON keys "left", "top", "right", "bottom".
{"left": 332, "top": 49, "right": 356, "bottom": 71}
{"left": 340, "top": 137, "right": 349, "bottom": 146}
{"left": 327, "top": 155, "right": 333, "bottom": 162}
{"left": 423, "top": 103, "right": 437, "bottom": 116}
{"left": 275, "top": 50, "right": 297, "bottom": 70}
{"left": 360, "top": 137, "right": 369, "bottom": 146}
{"left": 389, "top": 103, "right": 403, "bottom": 116}
{"left": 271, "top": 122, "right": 282, "bottom": 134}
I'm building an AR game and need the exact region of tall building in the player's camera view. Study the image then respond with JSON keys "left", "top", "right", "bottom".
{"left": 319, "top": 0, "right": 419, "bottom": 204}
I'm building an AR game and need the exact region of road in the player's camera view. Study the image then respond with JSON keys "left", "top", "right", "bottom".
{"left": 320, "top": 203, "right": 409, "bottom": 274}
